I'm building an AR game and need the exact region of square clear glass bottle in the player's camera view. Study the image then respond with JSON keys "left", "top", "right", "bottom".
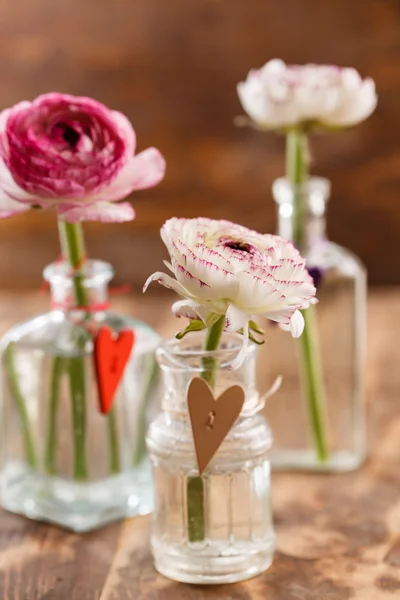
{"left": 261, "top": 177, "right": 366, "bottom": 472}
{"left": 0, "top": 260, "right": 160, "bottom": 531}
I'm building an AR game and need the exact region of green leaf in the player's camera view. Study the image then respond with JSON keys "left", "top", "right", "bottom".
{"left": 175, "top": 319, "right": 207, "bottom": 340}
{"left": 237, "top": 325, "right": 265, "bottom": 345}
{"left": 249, "top": 331, "right": 265, "bottom": 345}
{"left": 249, "top": 320, "right": 265, "bottom": 336}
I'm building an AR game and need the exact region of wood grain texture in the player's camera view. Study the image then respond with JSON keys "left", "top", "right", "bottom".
{"left": 0, "top": 288, "right": 399, "bottom": 598}
{"left": 0, "top": 0, "right": 398, "bottom": 286}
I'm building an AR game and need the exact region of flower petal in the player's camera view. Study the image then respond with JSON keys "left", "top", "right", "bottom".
{"left": 171, "top": 299, "right": 210, "bottom": 322}
{"left": 290, "top": 310, "right": 305, "bottom": 337}
{"left": 111, "top": 110, "right": 136, "bottom": 155}
{"left": 171, "top": 257, "right": 214, "bottom": 300}
{"left": 230, "top": 321, "right": 250, "bottom": 371}
{"left": 0, "top": 159, "right": 39, "bottom": 205}
{"left": 173, "top": 239, "right": 239, "bottom": 300}
{"left": 262, "top": 307, "right": 295, "bottom": 325}
{"left": 235, "top": 271, "right": 286, "bottom": 314}
{"left": 225, "top": 304, "right": 249, "bottom": 332}
{"left": 94, "top": 147, "right": 166, "bottom": 203}
{"left": 280, "top": 309, "right": 305, "bottom": 338}
{"left": 143, "top": 271, "right": 187, "bottom": 296}
{"left": 0, "top": 190, "right": 31, "bottom": 218}
{"left": 59, "top": 201, "right": 135, "bottom": 223}
{"left": 127, "top": 147, "right": 166, "bottom": 191}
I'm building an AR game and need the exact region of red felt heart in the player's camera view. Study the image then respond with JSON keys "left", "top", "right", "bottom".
{"left": 94, "top": 326, "right": 135, "bottom": 414}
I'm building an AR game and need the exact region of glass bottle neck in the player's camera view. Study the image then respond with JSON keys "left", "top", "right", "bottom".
{"left": 43, "top": 259, "right": 113, "bottom": 315}
{"left": 273, "top": 177, "right": 330, "bottom": 253}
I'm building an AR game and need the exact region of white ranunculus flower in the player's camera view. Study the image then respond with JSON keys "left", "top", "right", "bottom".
{"left": 144, "top": 217, "right": 316, "bottom": 342}
{"left": 237, "top": 59, "right": 377, "bottom": 130}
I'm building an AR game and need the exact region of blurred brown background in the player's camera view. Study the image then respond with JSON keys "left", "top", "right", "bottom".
{"left": 0, "top": 0, "right": 397, "bottom": 287}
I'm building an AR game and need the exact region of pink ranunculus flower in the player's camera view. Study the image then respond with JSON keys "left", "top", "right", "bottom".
{"left": 144, "top": 217, "right": 317, "bottom": 345}
{"left": 0, "top": 93, "right": 166, "bottom": 222}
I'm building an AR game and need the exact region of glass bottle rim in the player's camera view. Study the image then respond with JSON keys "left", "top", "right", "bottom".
{"left": 156, "top": 332, "right": 257, "bottom": 371}
{"left": 272, "top": 176, "right": 331, "bottom": 205}
{"left": 43, "top": 259, "right": 114, "bottom": 287}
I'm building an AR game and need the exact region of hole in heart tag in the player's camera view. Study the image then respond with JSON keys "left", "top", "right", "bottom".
{"left": 187, "top": 377, "right": 245, "bottom": 475}
{"left": 94, "top": 326, "right": 135, "bottom": 414}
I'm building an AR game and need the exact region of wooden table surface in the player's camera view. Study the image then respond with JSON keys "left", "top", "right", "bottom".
{"left": 0, "top": 289, "right": 399, "bottom": 599}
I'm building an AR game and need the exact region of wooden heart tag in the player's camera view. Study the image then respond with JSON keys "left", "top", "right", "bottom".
{"left": 187, "top": 377, "right": 245, "bottom": 475}
{"left": 94, "top": 326, "right": 135, "bottom": 414}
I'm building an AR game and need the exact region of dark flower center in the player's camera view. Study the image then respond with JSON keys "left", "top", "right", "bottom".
{"left": 307, "top": 266, "right": 323, "bottom": 289}
{"left": 62, "top": 125, "right": 80, "bottom": 148}
{"left": 225, "top": 241, "right": 251, "bottom": 253}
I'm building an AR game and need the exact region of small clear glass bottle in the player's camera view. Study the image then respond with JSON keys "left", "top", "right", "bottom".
{"left": 147, "top": 332, "right": 275, "bottom": 585}
{"left": 0, "top": 260, "right": 160, "bottom": 532}
{"left": 261, "top": 177, "right": 366, "bottom": 472}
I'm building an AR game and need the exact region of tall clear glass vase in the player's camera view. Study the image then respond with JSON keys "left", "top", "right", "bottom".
{"left": 147, "top": 332, "right": 275, "bottom": 584}
{"left": 0, "top": 260, "right": 160, "bottom": 531}
{"left": 262, "top": 177, "right": 367, "bottom": 472}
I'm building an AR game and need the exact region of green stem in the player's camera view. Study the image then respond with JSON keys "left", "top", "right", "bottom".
{"left": 298, "top": 306, "right": 328, "bottom": 462}
{"left": 187, "top": 316, "right": 225, "bottom": 543}
{"left": 107, "top": 407, "right": 120, "bottom": 475}
{"left": 286, "top": 129, "right": 309, "bottom": 251}
{"left": 3, "top": 343, "right": 37, "bottom": 468}
{"left": 201, "top": 315, "right": 226, "bottom": 389}
{"left": 58, "top": 219, "right": 90, "bottom": 480}
{"left": 68, "top": 356, "right": 88, "bottom": 480}
{"left": 187, "top": 477, "right": 206, "bottom": 543}
{"left": 286, "top": 129, "right": 329, "bottom": 463}
{"left": 58, "top": 218, "right": 121, "bottom": 477}
{"left": 58, "top": 219, "right": 89, "bottom": 308}
{"left": 44, "top": 356, "right": 65, "bottom": 475}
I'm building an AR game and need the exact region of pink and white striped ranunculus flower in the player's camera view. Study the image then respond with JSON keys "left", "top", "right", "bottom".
{"left": 0, "top": 93, "right": 165, "bottom": 222}
{"left": 237, "top": 59, "right": 377, "bottom": 130}
{"left": 144, "top": 217, "right": 317, "bottom": 348}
